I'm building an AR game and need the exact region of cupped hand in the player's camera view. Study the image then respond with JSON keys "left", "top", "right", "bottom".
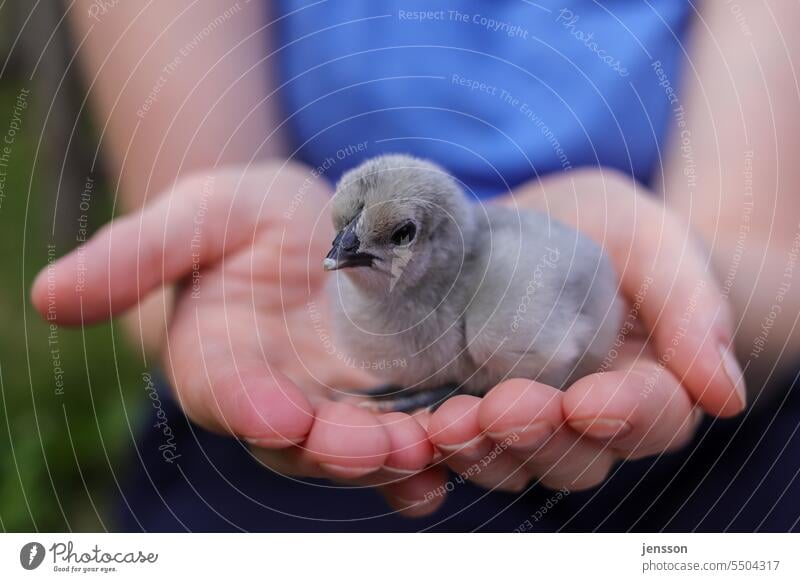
{"left": 32, "top": 163, "right": 748, "bottom": 518}
{"left": 31, "top": 161, "right": 445, "bottom": 516}
{"left": 427, "top": 168, "right": 746, "bottom": 496}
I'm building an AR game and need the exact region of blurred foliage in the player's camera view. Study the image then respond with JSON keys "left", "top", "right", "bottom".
{"left": 0, "top": 78, "right": 145, "bottom": 532}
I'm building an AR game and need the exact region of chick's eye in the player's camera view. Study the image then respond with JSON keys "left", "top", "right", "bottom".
{"left": 391, "top": 222, "right": 416, "bottom": 245}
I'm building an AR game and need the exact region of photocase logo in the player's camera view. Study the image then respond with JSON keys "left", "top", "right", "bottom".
{"left": 20, "top": 542, "right": 46, "bottom": 570}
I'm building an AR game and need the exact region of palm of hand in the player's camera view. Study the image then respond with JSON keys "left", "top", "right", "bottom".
{"left": 162, "top": 166, "right": 377, "bottom": 438}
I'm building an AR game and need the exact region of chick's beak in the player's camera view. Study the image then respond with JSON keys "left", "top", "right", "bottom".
{"left": 323, "top": 222, "right": 377, "bottom": 271}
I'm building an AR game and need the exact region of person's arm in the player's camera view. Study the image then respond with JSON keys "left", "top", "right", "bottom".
{"left": 661, "top": 0, "right": 800, "bottom": 391}
{"left": 69, "top": 0, "right": 285, "bottom": 351}
{"left": 71, "top": 0, "right": 284, "bottom": 202}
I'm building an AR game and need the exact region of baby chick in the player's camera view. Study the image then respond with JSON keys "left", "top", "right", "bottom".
{"left": 324, "top": 154, "right": 622, "bottom": 412}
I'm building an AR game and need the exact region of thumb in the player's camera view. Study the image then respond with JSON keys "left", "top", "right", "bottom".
{"left": 31, "top": 172, "right": 262, "bottom": 325}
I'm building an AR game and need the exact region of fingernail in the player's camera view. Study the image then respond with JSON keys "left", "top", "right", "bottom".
{"left": 569, "top": 418, "right": 632, "bottom": 439}
{"left": 720, "top": 344, "right": 747, "bottom": 410}
{"left": 503, "top": 476, "right": 530, "bottom": 494}
{"left": 436, "top": 436, "right": 487, "bottom": 460}
{"left": 319, "top": 463, "right": 382, "bottom": 478}
{"left": 382, "top": 465, "right": 420, "bottom": 476}
{"left": 245, "top": 436, "right": 302, "bottom": 449}
{"left": 488, "top": 420, "right": 553, "bottom": 449}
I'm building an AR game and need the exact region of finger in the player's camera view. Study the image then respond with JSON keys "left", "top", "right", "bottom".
{"left": 178, "top": 353, "right": 317, "bottom": 446}
{"left": 632, "top": 248, "right": 745, "bottom": 419}
{"left": 427, "top": 395, "right": 485, "bottom": 458}
{"left": 521, "top": 428, "right": 616, "bottom": 491}
{"left": 380, "top": 467, "right": 449, "bottom": 518}
{"left": 410, "top": 409, "right": 441, "bottom": 463}
{"left": 30, "top": 164, "right": 326, "bottom": 325}
{"left": 250, "top": 445, "right": 325, "bottom": 478}
{"left": 32, "top": 175, "right": 247, "bottom": 324}
{"left": 477, "top": 379, "right": 561, "bottom": 451}
{"left": 303, "top": 401, "right": 391, "bottom": 479}
{"left": 378, "top": 412, "right": 434, "bottom": 475}
{"left": 564, "top": 364, "right": 697, "bottom": 459}
{"left": 428, "top": 395, "right": 528, "bottom": 492}
{"left": 514, "top": 172, "right": 746, "bottom": 417}
{"left": 444, "top": 442, "right": 530, "bottom": 493}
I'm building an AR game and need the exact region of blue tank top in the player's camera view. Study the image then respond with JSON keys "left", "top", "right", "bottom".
{"left": 275, "top": 1, "right": 691, "bottom": 199}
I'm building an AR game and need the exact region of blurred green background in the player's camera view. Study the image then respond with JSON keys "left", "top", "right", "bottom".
{"left": 0, "top": 8, "right": 145, "bottom": 531}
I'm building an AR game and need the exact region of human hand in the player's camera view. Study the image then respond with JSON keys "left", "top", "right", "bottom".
{"left": 31, "top": 161, "right": 447, "bottom": 516}
{"left": 425, "top": 168, "right": 746, "bottom": 496}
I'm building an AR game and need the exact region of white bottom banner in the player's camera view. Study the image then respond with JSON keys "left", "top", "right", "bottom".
{"left": 1, "top": 533, "right": 796, "bottom": 580}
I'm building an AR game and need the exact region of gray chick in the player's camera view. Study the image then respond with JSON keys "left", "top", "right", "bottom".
{"left": 323, "top": 154, "right": 622, "bottom": 412}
